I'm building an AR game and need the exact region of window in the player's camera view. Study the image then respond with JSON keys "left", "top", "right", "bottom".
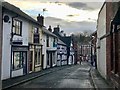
{"left": 35, "top": 50, "right": 37, "bottom": 65}
{"left": 38, "top": 50, "right": 41, "bottom": 64}
{"left": 35, "top": 49, "right": 41, "bottom": 65}
{"left": 53, "top": 38, "right": 57, "bottom": 47}
{"left": 13, "top": 19, "right": 22, "bottom": 35}
{"left": 33, "top": 27, "right": 39, "bottom": 43}
{"left": 46, "top": 35, "right": 49, "bottom": 47}
{"left": 13, "top": 52, "right": 23, "bottom": 70}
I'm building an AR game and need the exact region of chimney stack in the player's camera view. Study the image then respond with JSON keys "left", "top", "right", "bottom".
{"left": 48, "top": 26, "right": 52, "bottom": 32}
{"left": 53, "top": 25, "right": 60, "bottom": 32}
{"left": 37, "top": 14, "right": 44, "bottom": 26}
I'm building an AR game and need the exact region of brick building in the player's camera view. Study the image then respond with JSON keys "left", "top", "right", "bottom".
{"left": 97, "top": 1, "right": 120, "bottom": 89}
{"left": 106, "top": 2, "right": 120, "bottom": 89}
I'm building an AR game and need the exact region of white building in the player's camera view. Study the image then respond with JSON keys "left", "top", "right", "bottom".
{"left": 69, "top": 40, "right": 75, "bottom": 65}
{"left": 42, "top": 27, "right": 58, "bottom": 69}
{"left": 97, "top": 3, "right": 107, "bottom": 79}
{"left": 1, "top": 2, "right": 40, "bottom": 80}
{"left": 57, "top": 39, "right": 67, "bottom": 66}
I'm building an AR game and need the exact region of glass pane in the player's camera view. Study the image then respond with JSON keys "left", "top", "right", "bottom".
{"left": 38, "top": 50, "right": 40, "bottom": 64}
{"left": 14, "top": 52, "right": 20, "bottom": 69}
{"left": 13, "top": 52, "right": 23, "bottom": 70}
{"left": 35, "top": 50, "right": 37, "bottom": 65}
{"left": 13, "top": 20, "right": 21, "bottom": 35}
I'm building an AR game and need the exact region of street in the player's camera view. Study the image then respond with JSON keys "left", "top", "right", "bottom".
{"left": 9, "top": 62, "right": 94, "bottom": 89}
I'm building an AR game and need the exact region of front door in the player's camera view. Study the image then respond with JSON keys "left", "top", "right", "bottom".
{"left": 23, "top": 52, "right": 27, "bottom": 75}
{"left": 41, "top": 54, "right": 44, "bottom": 69}
{"left": 50, "top": 53, "right": 52, "bottom": 68}
{"left": 29, "top": 51, "right": 33, "bottom": 72}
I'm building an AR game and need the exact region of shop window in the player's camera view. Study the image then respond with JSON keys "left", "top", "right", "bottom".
{"left": 35, "top": 49, "right": 41, "bottom": 65}
{"left": 35, "top": 50, "right": 37, "bottom": 65}
{"left": 38, "top": 50, "right": 41, "bottom": 64}
{"left": 13, "top": 19, "right": 22, "bottom": 36}
{"left": 13, "top": 52, "right": 23, "bottom": 70}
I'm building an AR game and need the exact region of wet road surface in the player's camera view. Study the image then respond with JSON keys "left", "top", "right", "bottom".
{"left": 10, "top": 62, "right": 94, "bottom": 89}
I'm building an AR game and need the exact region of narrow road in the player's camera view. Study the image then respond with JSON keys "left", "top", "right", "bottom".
{"left": 10, "top": 62, "right": 94, "bottom": 89}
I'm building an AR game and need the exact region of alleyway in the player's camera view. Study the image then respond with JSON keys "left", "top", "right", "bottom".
{"left": 8, "top": 62, "right": 94, "bottom": 89}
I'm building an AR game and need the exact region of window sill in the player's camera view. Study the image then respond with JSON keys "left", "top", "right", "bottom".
{"left": 12, "top": 67, "right": 23, "bottom": 71}
{"left": 115, "top": 73, "right": 119, "bottom": 78}
{"left": 35, "top": 64, "right": 41, "bottom": 67}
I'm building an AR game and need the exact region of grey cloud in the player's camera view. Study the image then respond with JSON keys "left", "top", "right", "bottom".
{"left": 67, "top": 2, "right": 103, "bottom": 10}
{"left": 45, "top": 17, "right": 96, "bottom": 35}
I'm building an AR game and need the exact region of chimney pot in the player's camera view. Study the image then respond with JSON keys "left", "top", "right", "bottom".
{"left": 37, "top": 14, "right": 44, "bottom": 26}
{"left": 48, "top": 25, "right": 52, "bottom": 32}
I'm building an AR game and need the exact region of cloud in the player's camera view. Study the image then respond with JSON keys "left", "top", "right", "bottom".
{"left": 45, "top": 17, "right": 96, "bottom": 35}
{"left": 67, "top": 2, "right": 103, "bottom": 10}
{"left": 5, "top": 0, "right": 99, "bottom": 35}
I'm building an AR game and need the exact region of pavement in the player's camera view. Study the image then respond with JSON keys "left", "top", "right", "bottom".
{"left": 90, "top": 67, "right": 113, "bottom": 90}
{"left": 2, "top": 62, "right": 113, "bottom": 90}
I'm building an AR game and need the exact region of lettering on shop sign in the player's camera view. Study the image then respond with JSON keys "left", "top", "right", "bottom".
{"left": 12, "top": 47, "right": 28, "bottom": 51}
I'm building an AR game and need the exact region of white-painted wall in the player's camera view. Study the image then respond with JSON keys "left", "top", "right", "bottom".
{"left": 69, "top": 41, "right": 75, "bottom": 65}
{"left": 57, "top": 44, "right": 67, "bottom": 66}
{"left": 2, "top": 12, "right": 29, "bottom": 80}
{"left": 1, "top": 13, "right": 12, "bottom": 80}
{"left": 42, "top": 34, "right": 47, "bottom": 69}
{"left": 42, "top": 30, "right": 57, "bottom": 68}
{"left": 97, "top": 4, "right": 107, "bottom": 79}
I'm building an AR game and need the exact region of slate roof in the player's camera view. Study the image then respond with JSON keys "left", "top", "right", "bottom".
{"left": 2, "top": 2, "right": 58, "bottom": 38}
{"left": 57, "top": 39, "right": 66, "bottom": 46}
{"left": 42, "top": 27, "right": 58, "bottom": 38}
{"left": 53, "top": 31, "right": 72, "bottom": 47}
{"left": 62, "top": 36, "right": 71, "bottom": 47}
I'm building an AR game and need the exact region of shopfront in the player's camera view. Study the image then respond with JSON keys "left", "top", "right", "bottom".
{"left": 11, "top": 45, "right": 28, "bottom": 77}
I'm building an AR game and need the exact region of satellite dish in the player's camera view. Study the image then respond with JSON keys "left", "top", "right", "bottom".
{"left": 3, "top": 15, "right": 10, "bottom": 23}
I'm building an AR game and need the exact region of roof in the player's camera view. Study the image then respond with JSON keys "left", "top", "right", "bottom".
{"left": 62, "top": 36, "right": 72, "bottom": 47}
{"left": 57, "top": 39, "right": 66, "bottom": 46}
{"left": 91, "top": 31, "right": 97, "bottom": 36}
{"left": 42, "top": 27, "right": 58, "bottom": 38}
{"left": 53, "top": 31, "right": 72, "bottom": 47}
{"left": 2, "top": 2, "right": 42, "bottom": 26}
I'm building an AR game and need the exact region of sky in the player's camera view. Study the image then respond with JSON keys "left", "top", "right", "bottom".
{"left": 4, "top": 0, "right": 105, "bottom": 35}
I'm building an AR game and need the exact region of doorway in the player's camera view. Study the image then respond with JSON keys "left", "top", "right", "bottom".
{"left": 23, "top": 52, "right": 27, "bottom": 75}
{"left": 29, "top": 51, "right": 33, "bottom": 72}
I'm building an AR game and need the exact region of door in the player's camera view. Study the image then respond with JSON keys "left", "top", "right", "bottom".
{"left": 41, "top": 54, "right": 44, "bottom": 69}
{"left": 50, "top": 53, "right": 52, "bottom": 68}
{"left": 29, "top": 51, "right": 33, "bottom": 72}
{"left": 23, "top": 52, "right": 27, "bottom": 75}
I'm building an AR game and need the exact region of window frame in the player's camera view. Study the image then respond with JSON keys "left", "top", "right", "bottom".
{"left": 35, "top": 49, "right": 41, "bottom": 66}
{"left": 12, "top": 51, "right": 23, "bottom": 70}
{"left": 33, "top": 27, "right": 39, "bottom": 43}
{"left": 13, "top": 19, "right": 22, "bottom": 36}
